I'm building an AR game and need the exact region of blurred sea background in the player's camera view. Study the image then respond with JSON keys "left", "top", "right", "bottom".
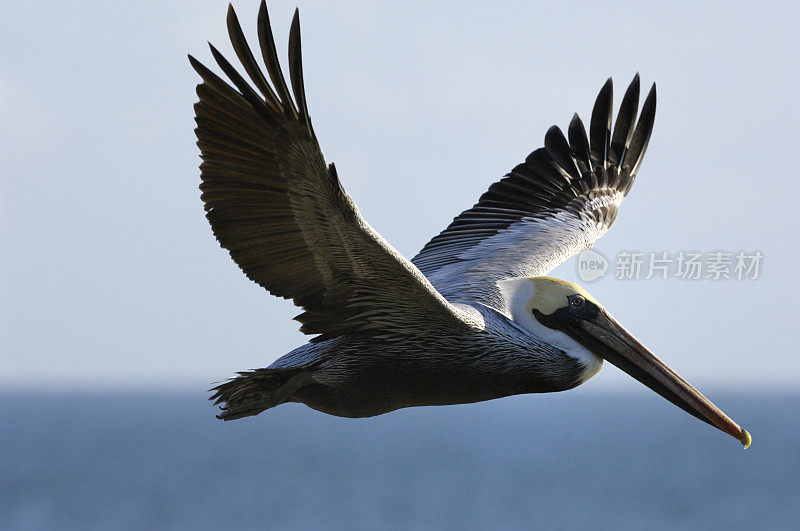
{"left": 2, "top": 391, "right": 797, "bottom": 529}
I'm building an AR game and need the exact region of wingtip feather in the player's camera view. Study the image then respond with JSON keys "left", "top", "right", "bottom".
{"left": 288, "top": 6, "right": 314, "bottom": 138}
{"left": 590, "top": 78, "right": 614, "bottom": 168}
{"left": 258, "top": 0, "right": 298, "bottom": 117}
{"left": 609, "top": 74, "right": 641, "bottom": 166}
{"left": 625, "top": 82, "right": 657, "bottom": 176}
{"left": 568, "top": 113, "right": 591, "bottom": 174}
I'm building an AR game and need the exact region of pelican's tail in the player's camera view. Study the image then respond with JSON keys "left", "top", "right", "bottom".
{"left": 210, "top": 368, "right": 313, "bottom": 421}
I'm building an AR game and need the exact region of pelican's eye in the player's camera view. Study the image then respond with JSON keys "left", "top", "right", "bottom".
{"left": 569, "top": 295, "right": 585, "bottom": 308}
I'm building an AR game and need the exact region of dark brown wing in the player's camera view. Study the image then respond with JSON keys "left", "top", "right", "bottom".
{"left": 412, "top": 77, "right": 656, "bottom": 309}
{"left": 191, "top": 2, "right": 477, "bottom": 342}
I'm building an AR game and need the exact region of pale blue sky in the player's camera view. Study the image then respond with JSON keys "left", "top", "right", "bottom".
{"left": 2, "top": 1, "right": 798, "bottom": 390}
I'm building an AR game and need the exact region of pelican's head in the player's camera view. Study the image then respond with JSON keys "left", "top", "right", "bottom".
{"left": 498, "top": 276, "right": 751, "bottom": 448}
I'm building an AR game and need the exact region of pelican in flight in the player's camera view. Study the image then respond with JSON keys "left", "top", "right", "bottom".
{"left": 190, "top": 2, "right": 750, "bottom": 447}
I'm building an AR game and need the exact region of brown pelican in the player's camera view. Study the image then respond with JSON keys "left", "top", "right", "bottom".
{"left": 190, "top": 2, "right": 750, "bottom": 447}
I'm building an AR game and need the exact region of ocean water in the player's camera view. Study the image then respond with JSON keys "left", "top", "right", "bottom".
{"left": 1, "top": 391, "right": 797, "bottom": 529}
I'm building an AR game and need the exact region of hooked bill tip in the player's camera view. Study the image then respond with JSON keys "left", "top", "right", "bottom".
{"left": 740, "top": 429, "right": 752, "bottom": 449}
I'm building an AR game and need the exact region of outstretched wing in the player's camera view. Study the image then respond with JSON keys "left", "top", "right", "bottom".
{"left": 191, "top": 2, "right": 478, "bottom": 342}
{"left": 412, "top": 76, "right": 656, "bottom": 311}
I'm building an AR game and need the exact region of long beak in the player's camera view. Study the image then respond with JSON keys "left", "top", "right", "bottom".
{"left": 578, "top": 309, "right": 750, "bottom": 448}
